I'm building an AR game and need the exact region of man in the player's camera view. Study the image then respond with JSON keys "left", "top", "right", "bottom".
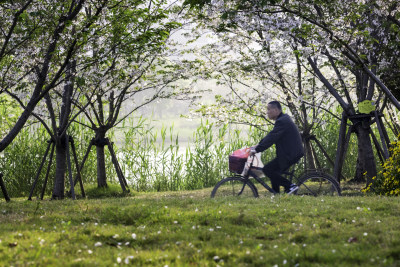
{"left": 250, "top": 101, "right": 304, "bottom": 194}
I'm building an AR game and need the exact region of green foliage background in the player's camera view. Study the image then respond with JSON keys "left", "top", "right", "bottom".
{"left": 0, "top": 96, "right": 369, "bottom": 199}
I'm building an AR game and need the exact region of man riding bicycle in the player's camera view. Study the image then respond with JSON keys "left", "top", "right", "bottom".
{"left": 250, "top": 101, "right": 304, "bottom": 194}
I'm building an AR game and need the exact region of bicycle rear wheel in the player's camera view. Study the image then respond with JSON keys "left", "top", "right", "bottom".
{"left": 211, "top": 176, "right": 259, "bottom": 198}
{"left": 296, "top": 172, "right": 341, "bottom": 196}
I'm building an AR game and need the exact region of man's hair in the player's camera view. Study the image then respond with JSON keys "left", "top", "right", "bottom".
{"left": 268, "top": 101, "right": 282, "bottom": 111}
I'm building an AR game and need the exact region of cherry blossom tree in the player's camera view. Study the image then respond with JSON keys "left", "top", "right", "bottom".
{"left": 187, "top": 21, "right": 338, "bottom": 171}
{"left": 37, "top": 0, "right": 190, "bottom": 198}
{"left": 185, "top": 0, "right": 400, "bottom": 183}
{"left": 0, "top": 0, "right": 90, "bottom": 152}
{"left": 69, "top": 1, "right": 195, "bottom": 190}
{"left": 74, "top": 54, "right": 190, "bottom": 189}
{"left": 1, "top": 0, "right": 192, "bottom": 198}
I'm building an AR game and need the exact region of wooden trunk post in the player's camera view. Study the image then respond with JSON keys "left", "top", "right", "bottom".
{"left": 302, "top": 136, "right": 308, "bottom": 172}
{"left": 340, "top": 125, "right": 353, "bottom": 180}
{"left": 95, "top": 137, "right": 108, "bottom": 188}
{"left": 40, "top": 142, "right": 55, "bottom": 200}
{"left": 0, "top": 173, "right": 10, "bottom": 202}
{"left": 310, "top": 141, "right": 322, "bottom": 170}
{"left": 114, "top": 148, "right": 129, "bottom": 189}
{"left": 369, "top": 128, "right": 385, "bottom": 164}
{"left": 106, "top": 139, "right": 129, "bottom": 192}
{"left": 65, "top": 135, "right": 76, "bottom": 200}
{"left": 106, "top": 139, "right": 126, "bottom": 187}
{"left": 28, "top": 140, "right": 52, "bottom": 200}
{"left": 333, "top": 112, "right": 348, "bottom": 183}
{"left": 377, "top": 113, "right": 391, "bottom": 152}
{"left": 73, "top": 139, "right": 94, "bottom": 186}
{"left": 385, "top": 109, "right": 400, "bottom": 137}
{"left": 69, "top": 136, "right": 85, "bottom": 198}
{"left": 374, "top": 111, "right": 390, "bottom": 159}
{"left": 312, "top": 136, "right": 346, "bottom": 181}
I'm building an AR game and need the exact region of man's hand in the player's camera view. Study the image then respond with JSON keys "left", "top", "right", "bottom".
{"left": 249, "top": 146, "right": 257, "bottom": 156}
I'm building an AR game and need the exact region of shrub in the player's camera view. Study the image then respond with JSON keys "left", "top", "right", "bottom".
{"left": 364, "top": 138, "right": 400, "bottom": 196}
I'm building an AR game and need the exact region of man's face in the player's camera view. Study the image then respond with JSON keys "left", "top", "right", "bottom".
{"left": 267, "top": 104, "right": 280, "bottom": 120}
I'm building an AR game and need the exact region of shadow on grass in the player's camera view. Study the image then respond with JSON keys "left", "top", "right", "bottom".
{"left": 340, "top": 181, "right": 365, "bottom": 196}
{"left": 85, "top": 184, "right": 132, "bottom": 199}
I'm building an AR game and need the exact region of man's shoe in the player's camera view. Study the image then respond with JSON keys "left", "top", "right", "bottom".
{"left": 286, "top": 184, "right": 298, "bottom": 195}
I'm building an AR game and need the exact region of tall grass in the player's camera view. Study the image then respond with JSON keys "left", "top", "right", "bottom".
{"left": 120, "top": 117, "right": 273, "bottom": 192}
{"left": 0, "top": 117, "right": 116, "bottom": 198}
{"left": 0, "top": 125, "right": 50, "bottom": 197}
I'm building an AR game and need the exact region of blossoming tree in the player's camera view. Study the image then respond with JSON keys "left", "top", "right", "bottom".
{"left": 0, "top": 0, "right": 89, "bottom": 152}
{"left": 39, "top": 0, "right": 191, "bottom": 198}
{"left": 1, "top": 0, "right": 192, "bottom": 198}
{"left": 185, "top": 0, "right": 400, "bottom": 183}
{"left": 187, "top": 28, "right": 338, "bottom": 171}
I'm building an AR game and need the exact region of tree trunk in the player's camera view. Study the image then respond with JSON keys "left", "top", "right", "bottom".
{"left": 52, "top": 136, "right": 67, "bottom": 199}
{"left": 96, "top": 145, "right": 108, "bottom": 188}
{"left": 304, "top": 139, "right": 316, "bottom": 170}
{"left": 95, "top": 131, "right": 108, "bottom": 188}
{"left": 51, "top": 60, "right": 75, "bottom": 198}
{"left": 353, "top": 123, "right": 377, "bottom": 184}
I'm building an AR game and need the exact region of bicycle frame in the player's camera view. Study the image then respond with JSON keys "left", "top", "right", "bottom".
{"left": 239, "top": 155, "right": 303, "bottom": 195}
{"left": 240, "top": 155, "right": 278, "bottom": 194}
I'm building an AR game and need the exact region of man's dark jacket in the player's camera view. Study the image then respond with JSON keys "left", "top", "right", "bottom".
{"left": 255, "top": 113, "right": 304, "bottom": 168}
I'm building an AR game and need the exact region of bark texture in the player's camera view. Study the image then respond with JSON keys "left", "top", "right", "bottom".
{"left": 95, "top": 130, "right": 108, "bottom": 188}
{"left": 52, "top": 136, "right": 68, "bottom": 199}
{"left": 353, "top": 123, "right": 377, "bottom": 184}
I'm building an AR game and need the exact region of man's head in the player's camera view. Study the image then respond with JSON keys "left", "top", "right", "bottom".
{"left": 267, "top": 101, "right": 282, "bottom": 120}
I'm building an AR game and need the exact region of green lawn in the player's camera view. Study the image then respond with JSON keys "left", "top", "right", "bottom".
{"left": 1, "top": 187, "right": 400, "bottom": 266}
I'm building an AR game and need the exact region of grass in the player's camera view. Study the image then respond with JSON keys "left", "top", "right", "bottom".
{"left": 1, "top": 185, "right": 400, "bottom": 266}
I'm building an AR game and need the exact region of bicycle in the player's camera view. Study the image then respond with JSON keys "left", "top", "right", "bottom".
{"left": 211, "top": 155, "right": 341, "bottom": 198}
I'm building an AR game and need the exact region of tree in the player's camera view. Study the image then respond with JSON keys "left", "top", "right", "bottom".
{"left": 35, "top": 0, "right": 189, "bottom": 197}
{"left": 0, "top": 0, "right": 93, "bottom": 152}
{"left": 1, "top": 0, "right": 197, "bottom": 198}
{"left": 184, "top": 0, "right": 400, "bottom": 183}
{"left": 187, "top": 23, "right": 338, "bottom": 171}
{"left": 60, "top": 0, "right": 191, "bottom": 190}
{"left": 1, "top": 0, "right": 129, "bottom": 198}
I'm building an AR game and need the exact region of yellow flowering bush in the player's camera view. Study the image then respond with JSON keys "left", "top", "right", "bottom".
{"left": 363, "top": 139, "right": 400, "bottom": 195}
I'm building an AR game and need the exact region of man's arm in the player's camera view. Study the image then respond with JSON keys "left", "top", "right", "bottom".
{"left": 255, "top": 119, "right": 287, "bottom": 153}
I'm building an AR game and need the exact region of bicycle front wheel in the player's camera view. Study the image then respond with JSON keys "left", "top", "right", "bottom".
{"left": 211, "top": 176, "right": 259, "bottom": 198}
{"left": 297, "top": 172, "right": 341, "bottom": 196}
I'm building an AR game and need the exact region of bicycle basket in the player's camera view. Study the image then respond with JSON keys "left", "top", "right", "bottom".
{"left": 229, "top": 155, "right": 248, "bottom": 174}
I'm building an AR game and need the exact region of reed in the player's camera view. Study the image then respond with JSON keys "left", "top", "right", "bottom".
{"left": 119, "top": 117, "right": 269, "bottom": 192}
{"left": 0, "top": 125, "right": 50, "bottom": 197}
{"left": 0, "top": 116, "right": 116, "bottom": 198}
